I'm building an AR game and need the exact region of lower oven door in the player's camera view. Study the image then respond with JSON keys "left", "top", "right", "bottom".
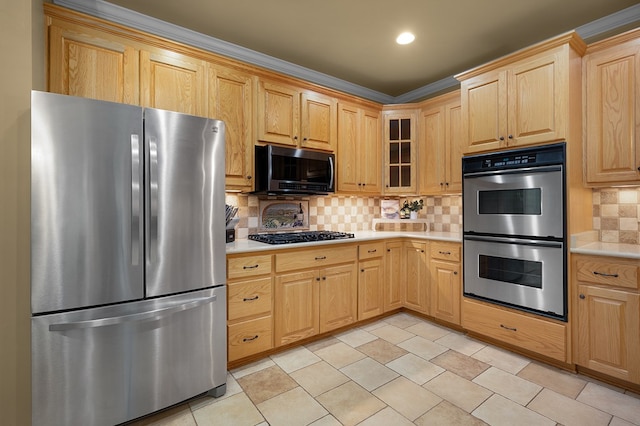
{"left": 463, "top": 235, "right": 566, "bottom": 319}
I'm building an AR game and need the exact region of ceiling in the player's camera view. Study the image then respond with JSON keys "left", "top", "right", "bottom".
{"left": 64, "top": 0, "right": 640, "bottom": 102}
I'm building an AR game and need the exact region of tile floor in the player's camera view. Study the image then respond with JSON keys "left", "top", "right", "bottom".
{"left": 131, "top": 313, "right": 640, "bottom": 426}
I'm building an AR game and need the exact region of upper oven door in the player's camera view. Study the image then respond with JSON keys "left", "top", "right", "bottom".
{"left": 463, "top": 165, "right": 564, "bottom": 238}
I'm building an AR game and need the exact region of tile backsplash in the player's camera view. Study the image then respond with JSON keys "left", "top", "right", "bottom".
{"left": 592, "top": 187, "right": 640, "bottom": 245}
{"left": 225, "top": 194, "right": 462, "bottom": 239}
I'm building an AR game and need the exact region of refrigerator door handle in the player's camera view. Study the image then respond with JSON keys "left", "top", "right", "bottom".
{"left": 131, "top": 134, "right": 141, "bottom": 266}
{"left": 149, "top": 138, "right": 159, "bottom": 262}
{"left": 47, "top": 295, "right": 217, "bottom": 331}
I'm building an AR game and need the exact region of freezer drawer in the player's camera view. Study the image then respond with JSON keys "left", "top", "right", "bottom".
{"left": 32, "top": 287, "right": 227, "bottom": 426}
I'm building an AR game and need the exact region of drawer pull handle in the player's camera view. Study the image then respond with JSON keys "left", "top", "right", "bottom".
{"left": 243, "top": 335, "right": 259, "bottom": 342}
{"left": 439, "top": 251, "right": 451, "bottom": 255}
{"left": 243, "top": 264, "right": 259, "bottom": 270}
{"left": 367, "top": 249, "right": 377, "bottom": 253}
{"left": 315, "top": 256, "right": 327, "bottom": 260}
{"left": 593, "top": 271, "right": 618, "bottom": 278}
{"left": 243, "top": 295, "right": 259, "bottom": 302}
{"left": 500, "top": 324, "right": 517, "bottom": 332}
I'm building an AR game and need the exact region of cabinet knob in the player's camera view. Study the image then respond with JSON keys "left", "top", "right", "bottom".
{"left": 316, "top": 277, "right": 321, "bottom": 281}
{"left": 361, "top": 269, "right": 365, "bottom": 272}
{"left": 579, "top": 294, "right": 585, "bottom": 299}
{"left": 294, "top": 135, "right": 298, "bottom": 140}
{"left": 303, "top": 137, "right": 308, "bottom": 141}
{"left": 637, "top": 166, "right": 640, "bottom": 171}
{"left": 439, "top": 182, "right": 444, "bottom": 186}
{"left": 445, "top": 182, "right": 449, "bottom": 187}
{"left": 499, "top": 136, "right": 505, "bottom": 141}
{"left": 246, "top": 175, "right": 252, "bottom": 180}
{"left": 508, "top": 135, "right": 513, "bottom": 139}
{"left": 453, "top": 271, "right": 458, "bottom": 275}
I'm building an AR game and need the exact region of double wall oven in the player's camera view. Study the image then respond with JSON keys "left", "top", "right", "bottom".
{"left": 462, "top": 143, "right": 567, "bottom": 320}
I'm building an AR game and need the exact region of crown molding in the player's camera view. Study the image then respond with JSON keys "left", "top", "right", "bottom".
{"left": 52, "top": 0, "right": 640, "bottom": 104}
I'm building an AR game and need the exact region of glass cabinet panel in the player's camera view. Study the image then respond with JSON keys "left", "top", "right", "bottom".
{"left": 384, "top": 112, "right": 416, "bottom": 194}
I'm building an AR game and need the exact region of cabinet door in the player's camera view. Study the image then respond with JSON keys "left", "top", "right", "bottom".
{"left": 140, "top": 50, "right": 206, "bottom": 116}
{"left": 384, "top": 112, "right": 417, "bottom": 194}
{"left": 274, "top": 270, "right": 319, "bottom": 346}
{"left": 358, "top": 258, "right": 384, "bottom": 320}
{"left": 384, "top": 241, "right": 404, "bottom": 311}
{"left": 445, "top": 102, "right": 463, "bottom": 192}
{"left": 337, "top": 103, "right": 361, "bottom": 192}
{"left": 48, "top": 24, "right": 139, "bottom": 104}
{"left": 404, "top": 241, "right": 428, "bottom": 314}
{"left": 420, "top": 105, "right": 446, "bottom": 194}
{"left": 584, "top": 42, "right": 640, "bottom": 184}
{"left": 209, "top": 65, "right": 255, "bottom": 190}
{"left": 507, "top": 50, "right": 566, "bottom": 148}
{"left": 430, "top": 260, "right": 461, "bottom": 325}
{"left": 576, "top": 285, "right": 640, "bottom": 383}
{"left": 319, "top": 263, "right": 358, "bottom": 333}
{"left": 361, "top": 107, "right": 382, "bottom": 193}
{"left": 301, "top": 91, "right": 337, "bottom": 151}
{"left": 257, "top": 80, "right": 300, "bottom": 146}
{"left": 461, "top": 70, "right": 507, "bottom": 154}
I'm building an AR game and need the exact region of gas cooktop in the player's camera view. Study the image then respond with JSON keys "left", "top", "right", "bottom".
{"left": 248, "top": 230, "right": 355, "bottom": 245}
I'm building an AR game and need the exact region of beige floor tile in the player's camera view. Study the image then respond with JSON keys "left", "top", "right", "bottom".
{"left": 340, "top": 357, "right": 399, "bottom": 391}
{"left": 309, "top": 414, "right": 342, "bottom": 426}
{"left": 305, "top": 336, "right": 341, "bottom": 353}
{"left": 315, "top": 341, "right": 367, "bottom": 369}
{"left": 397, "top": 335, "right": 448, "bottom": 360}
{"left": 289, "top": 361, "right": 350, "bottom": 397}
{"left": 517, "top": 362, "right": 587, "bottom": 399}
{"left": 316, "top": 381, "right": 386, "bottom": 426}
{"left": 237, "top": 365, "right": 298, "bottom": 405}
{"left": 384, "top": 312, "right": 422, "bottom": 329}
{"left": 357, "top": 406, "right": 414, "bottom": 426}
{"left": 424, "top": 371, "right": 493, "bottom": 413}
{"left": 188, "top": 374, "right": 243, "bottom": 411}
{"left": 577, "top": 382, "right": 640, "bottom": 424}
{"left": 471, "top": 345, "right": 530, "bottom": 374}
{"left": 610, "top": 417, "right": 637, "bottom": 426}
{"left": 230, "top": 357, "right": 275, "bottom": 379}
{"left": 191, "top": 392, "right": 264, "bottom": 426}
{"left": 528, "top": 388, "right": 612, "bottom": 426}
{"left": 370, "top": 324, "right": 415, "bottom": 344}
{"left": 372, "top": 376, "right": 442, "bottom": 421}
{"left": 431, "top": 349, "right": 490, "bottom": 380}
{"left": 386, "top": 353, "right": 445, "bottom": 385}
{"left": 359, "top": 320, "right": 388, "bottom": 332}
{"left": 271, "top": 345, "right": 321, "bottom": 373}
{"left": 434, "top": 332, "right": 486, "bottom": 356}
{"left": 257, "top": 387, "right": 328, "bottom": 426}
{"left": 472, "top": 366, "right": 542, "bottom": 406}
{"left": 415, "top": 400, "right": 488, "bottom": 426}
{"left": 405, "top": 321, "right": 451, "bottom": 341}
{"left": 357, "top": 338, "right": 409, "bottom": 364}
{"left": 335, "top": 327, "right": 378, "bottom": 347}
{"left": 130, "top": 404, "right": 196, "bottom": 426}
{"left": 472, "top": 394, "right": 555, "bottom": 426}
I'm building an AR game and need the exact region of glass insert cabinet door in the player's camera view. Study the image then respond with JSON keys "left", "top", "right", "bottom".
{"left": 383, "top": 110, "right": 417, "bottom": 194}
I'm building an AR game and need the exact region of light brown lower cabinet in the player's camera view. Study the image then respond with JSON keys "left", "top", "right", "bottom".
{"left": 574, "top": 254, "right": 640, "bottom": 384}
{"left": 357, "top": 242, "right": 385, "bottom": 320}
{"left": 404, "top": 241, "right": 429, "bottom": 314}
{"left": 384, "top": 240, "right": 404, "bottom": 312}
{"left": 430, "top": 242, "right": 461, "bottom": 325}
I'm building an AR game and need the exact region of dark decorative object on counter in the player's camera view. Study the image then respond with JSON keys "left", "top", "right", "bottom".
{"left": 400, "top": 199, "right": 423, "bottom": 219}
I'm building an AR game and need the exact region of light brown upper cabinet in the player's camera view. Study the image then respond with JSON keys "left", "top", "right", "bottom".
{"left": 209, "top": 66, "right": 255, "bottom": 191}
{"left": 337, "top": 102, "right": 382, "bottom": 194}
{"left": 419, "top": 91, "right": 463, "bottom": 194}
{"left": 257, "top": 79, "right": 337, "bottom": 151}
{"left": 47, "top": 21, "right": 140, "bottom": 104}
{"left": 456, "top": 31, "right": 585, "bottom": 154}
{"left": 583, "top": 29, "right": 640, "bottom": 186}
{"left": 383, "top": 108, "right": 418, "bottom": 194}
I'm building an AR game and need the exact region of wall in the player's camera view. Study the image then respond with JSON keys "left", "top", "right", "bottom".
{"left": 225, "top": 194, "right": 462, "bottom": 238}
{"left": 592, "top": 187, "right": 640, "bottom": 244}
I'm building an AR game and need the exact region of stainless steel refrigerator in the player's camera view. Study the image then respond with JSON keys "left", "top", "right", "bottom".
{"left": 30, "top": 91, "right": 227, "bottom": 426}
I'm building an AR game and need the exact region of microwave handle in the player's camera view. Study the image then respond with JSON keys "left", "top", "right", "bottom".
{"left": 329, "top": 156, "right": 334, "bottom": 189}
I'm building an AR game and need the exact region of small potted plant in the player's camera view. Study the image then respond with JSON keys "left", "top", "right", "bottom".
{"left": 401, "top": 199, "right": 423, "bottom": 219}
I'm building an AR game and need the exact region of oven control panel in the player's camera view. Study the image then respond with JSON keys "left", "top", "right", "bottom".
{"left": 482, "top": 153, "right": 536, "bottom": 168}
{"left": 463, "top": 142, "right": 565, "bottom": 174}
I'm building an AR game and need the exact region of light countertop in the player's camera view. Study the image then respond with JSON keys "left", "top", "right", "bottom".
{"left": 570, "top": 231, "right": 640, "bottom": 260}
{"left": 226, "top": 230, "right": 461, "bottom": 254}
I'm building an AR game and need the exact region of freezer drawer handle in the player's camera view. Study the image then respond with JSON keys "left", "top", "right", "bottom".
{"left": 131, "top": 134, "right": 141, "bottom": 266}
{"left": 48, "top": 295, "right": 217, "bottom": 331}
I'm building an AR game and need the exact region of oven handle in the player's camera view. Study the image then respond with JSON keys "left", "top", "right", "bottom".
{"left": 463, "top": 165, "right": 562, "bottom": 178}
{"left": 464, "top": 235, "right": 563, "bottom": 249}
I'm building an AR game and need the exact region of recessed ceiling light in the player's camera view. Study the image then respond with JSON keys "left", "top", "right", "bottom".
{"left": 396, "top": 32, "right": 415, "bottom": 45}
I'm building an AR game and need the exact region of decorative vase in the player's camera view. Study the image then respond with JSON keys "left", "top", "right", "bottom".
{"left": 410, "top": 211, "right": 418, "bottom": 220}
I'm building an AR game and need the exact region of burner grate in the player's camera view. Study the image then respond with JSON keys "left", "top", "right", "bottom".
{"left": 248, "top": 231, "right": 355, "bottom": 245}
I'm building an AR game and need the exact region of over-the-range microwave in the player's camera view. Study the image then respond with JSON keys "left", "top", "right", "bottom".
{"left": 253, "top": 144, "right": 335, "bottom": 195}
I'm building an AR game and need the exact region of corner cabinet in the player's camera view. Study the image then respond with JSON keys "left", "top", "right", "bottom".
{"left": 573, "top": 254, "right": 640, "bottom": 384}
{"left": 384, "top": 240, "right": 404, "bottom": 311}
{"left": 404, "top": 241, "right": 429, "bottom": 314}
{"left": 383, "top": 108, "right": 418, "bottom": 194}
{"left": 456, "top": 31, "right": 585, "bottom": 154}
{"left": 337, "top": 102, "right": 382, "bottom": 194}
{"left": 257, "top": 79, "right": 337, "bottom": 152}
{"left": 583, "top": 29, "right": 640, "bottom": 186}
{"left": 419, "top": 91, "right": 463, "bottom": 194}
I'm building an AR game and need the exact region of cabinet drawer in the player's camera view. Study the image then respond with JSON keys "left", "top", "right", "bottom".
{"left": 576, "top": 259, "right": 638, "bottom": 290}
{"left": 228, "top": 254, "right": 272, "bottom": 279}
{"left": 430, "top": 242, "right": 461, "bottom": 262}
{"left": 359, "top": 242, "right": 384, "bottom": 260}
{"left": 228, "top": 278, "right": 272, "bottom": 322}
{"left": 228, "top": 316, "right": 273, "bottom": 362}
{"left": 462, "top": 299, "right": 566, "bottom": 362}
{"left": 276, "top": 245, "right": 357, "bottom": 273}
